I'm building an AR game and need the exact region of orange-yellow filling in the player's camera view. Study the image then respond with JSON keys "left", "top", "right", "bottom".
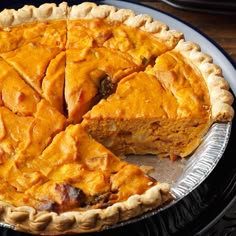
{"left": 0, "top": 18, "right": 211, "bottom": 211}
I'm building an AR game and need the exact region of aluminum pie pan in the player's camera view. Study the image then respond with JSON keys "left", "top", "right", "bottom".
{"left": 172, "top": 122, "right": 232, "bottom": 198}
{"left": 126, "top": 122, "right": 232, "bottom": 201}
{"left": 104, "top": 121, "right": 232, "bottom": 231}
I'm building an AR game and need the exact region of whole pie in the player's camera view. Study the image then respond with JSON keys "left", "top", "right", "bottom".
{"left": 0, "top": 2, "right": 234, "bottom": 235}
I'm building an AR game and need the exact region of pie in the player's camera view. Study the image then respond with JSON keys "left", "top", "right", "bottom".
{"left": 0, "top": 2, "right": 234, "bottom": 235}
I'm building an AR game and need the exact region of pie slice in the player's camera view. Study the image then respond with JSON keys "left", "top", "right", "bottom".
{"left": 0, "top": 100, "right": 66, "bottom": 162}
{"left": 0, "top": 3, "right": 67, "bottom": 113}
{"left": 29, "top": 124, "right": 167, "bottom": 208}
{"left": 0, "top": 99, "right": 66, "bottom": 203}
{"left": 42, "top": 51, "right": 66, "bottom": 113}
{"left": 0, "top": 123, "right": 171, "bottom": 234}
{"left": 65, "top": 47, "right": 139, "bottom": 123}
{"left": 0, "top": 56, "right": 66, "bottom": 165}
{"left": 0, "top": 58, "right": 40, "bottom": 115}
{"left": 103, "top": 18, "right": 182, "bottom": 66}
{"left": 69, "top": 3, "right": 183, "bottom": 66}
{"left": 82, "top": 39, "right": 234, "bottom": 159}
{"left": 65, "top": 4, "right": 183, "bottom": 124}
{"left": 82, "top": 70, "right": 210, "bottom": 158}
{"left": 0, "top": 44, "right": 62, "bottom": 94}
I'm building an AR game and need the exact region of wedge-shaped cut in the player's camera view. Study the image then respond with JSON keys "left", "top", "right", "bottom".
{"left": 65, "top": 47, "right": 139, "bottom": 123}
{"left": 42, "top": 51, "right": 66, "bottom": 113}
{"left": 23, "top": 124, "right": 172, "bottom": 220}
{"left": 0, "top": 43, "right": 62, "bottom": 94}
{"left": 82, "top": 63, "right": 212, "bottom": 158}
{"left": 0, "top": 100, "right": 66, "bottom": 163}
{"left": 0, "top": 58, "right": 40, "bottom": 115}
{"left": 30, "top": 124, "right": 162, "bottom": 204}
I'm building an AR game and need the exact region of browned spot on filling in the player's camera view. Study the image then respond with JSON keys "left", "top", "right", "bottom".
{"left": 99, "top": 74, "right": 117, "bottom": 99}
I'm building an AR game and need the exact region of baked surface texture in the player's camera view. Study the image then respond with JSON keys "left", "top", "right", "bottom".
{"left": 0, "top": 2, "right": 234, "bottom": 235}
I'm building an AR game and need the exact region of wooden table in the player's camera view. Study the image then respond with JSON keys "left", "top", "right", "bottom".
{"left": 138, "top": 0, "right": 236, "bottom": 64}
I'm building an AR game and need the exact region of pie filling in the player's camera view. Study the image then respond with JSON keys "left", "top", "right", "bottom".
{"left": 0, "top": 2, "right": 234, "bottom": 235}
{"left": 0, "top": 16, "right": 177, "bottom": 213}
{"left": 82, "top": 51, "right": 212, "bottom": 158}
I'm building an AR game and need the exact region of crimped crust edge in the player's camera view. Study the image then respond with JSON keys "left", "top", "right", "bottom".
{"left": 174, "top": 39, "right": 234, "bottom": 122}
{"left": 0, "top": 183, "right": 171, "bottom": 235}
{"left": 0, "top": 2, "right": 68, "bottom": 28}
{"left": 68, "top": 2, "right": 183, "bottom": 48}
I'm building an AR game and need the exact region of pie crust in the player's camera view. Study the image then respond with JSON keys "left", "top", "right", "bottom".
{"left": 0, "top": 2, "right": 234, "bottom": 235}
{"left": 174, "top": 39, "right": 234, "bottom": 122}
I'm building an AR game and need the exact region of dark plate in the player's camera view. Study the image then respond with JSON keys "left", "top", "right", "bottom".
{"left": 0, "top": 1, "right": 236, "bottom": 235}
{"left": 160, "top": 0, "right": 236, "bottom": 15}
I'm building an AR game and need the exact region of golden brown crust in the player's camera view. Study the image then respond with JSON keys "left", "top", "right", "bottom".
{"left": 174, "top": 39, "right": 234, "bottom": 122}
{"left": 0, "top": 2, "right": 67, "bottom": 28}
{"left": 68, "top": 2, "right": 183, "bottom": 48}
{"left": 0, "top": 183, "right": 171, "bottom": 235}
